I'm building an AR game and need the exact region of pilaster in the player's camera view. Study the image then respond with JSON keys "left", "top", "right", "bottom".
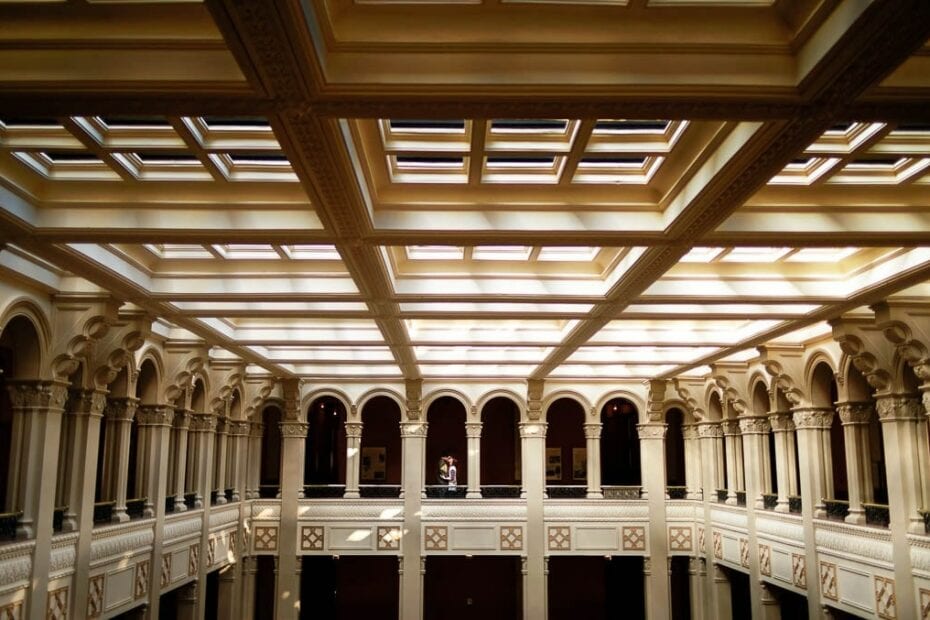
{"left": 767, "top": 412, "right": 794, "bottom": 513}
{"left": 400, "top": 420, "right": 427, "bottom": 620}
{"left": 172, "top": 410, "right": 191, "bottom": 511}
{"left": 520, "top": 420, "right": 547, "bottom": 620}
{"left": 465, "top": 420, "right": 482, "bottom": 498}
{"left": 638, "top": 422, "right": 669, "bottom": 620}
{"left": 583, "top": 421, "right": 602, "bottom": 498}
{"left": 344, "top": 421, "right": 363, "bottom": 498}
{"left": 276, "top": 419, "right": 307, "bottom": 620}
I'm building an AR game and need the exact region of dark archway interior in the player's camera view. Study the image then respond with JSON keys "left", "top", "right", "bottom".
{"left": 481, "top": 396, "right": 521, "bottom": 485}
{"left": 601, "top": 398, "right": 641, "bottom": 486}
{"left": 425, "top": 396, "right": 468, "bottom": 485}
{"left": 665, "top": 408, "right": 686, "bottom": 487}
{"left": 545, "top": 398, "right": 585, "bottom": 486}
{"left": 360, "top": 396, "right": 402, "bottom": 485}
{"left": 305, "top": 396, "right": 347, "bottom": 485}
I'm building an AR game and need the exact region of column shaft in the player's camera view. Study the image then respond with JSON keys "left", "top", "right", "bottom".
{"left": 520, "top": 421, "right": 547, "bottom": 620}
{"left": 639, "top": 423, "right": 669, "bottom": 620}
{"left": 466, "top": 421, "right": 482, "bottom": 498}
{"left": 277, "top": 419, "right": 306, "bottom": 619}
{"left": 837, "top": 403, "right": 874, "bottom": 524}
{"left": 584, "top": 422, "right": 602, "bottom": 498}
{"left": 173, "top": 411, "right": 191, "bottom": 511}
{"left": 214, "top": 418, "right": 228, "bottom": 504}
{"left": 768, "top": 413, "right": 792, "bottom": 513}
{"left": 344, "top": 422, "right": 363, "bottom": 498}
{"left": 104, "top": 397, "right": 138, "bottom": 522}
{"left": 400, "top": 421, "right": 427, "bottom": 620}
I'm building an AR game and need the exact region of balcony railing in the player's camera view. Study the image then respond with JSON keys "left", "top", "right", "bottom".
{"left": 425, "top": 485, "right": 467, "bottom": 499}
{"left": 93, "top": 501, "right": 115, "bottom": 525}
{"left": 824, "top": 499, "right": 850, "bottom": 521}
{"left": 359, "top": 485, "right": 402, "bottom": 499}
{"left": 258, "top": 485, "right": 279, "bottom": 499}
{"left": 481, "top": 485, "right": 522, "bottom": 499}
{"left": 209, "top": 490, "right": 219, "bottom": 504}
{"left": 165, "top": 495, "right": 176, "bottom": 514}
{"left": 546, "top": 486, "right": 587, "bottom": 499}
{"left": 667, "top": 486, "right": 687, "bottom": 500}
{"left": 303, "top": 484, "right": 346, "bottom": 499}
{"left": 762, "top": 494, "right": 778, "bottom": 510}
{"left": 788, "top": 495, "right": 802, "bottom": 514}
{"left": 602, "top": 486, "right": 641, "bottom": 500}
{"left": 922, "top": 510, "right": 930, "bottom": 535}
{"left": 52, "top": 506, "right": 67, "bottom": 533}
{"left": 0, "top": 511, "right": 21, "bottom": 541}
{"left": 126, "top": 498, "right": 146, "bottom": 520}
{"left": 864, "top": 503, "right": 890, "bottom": 528}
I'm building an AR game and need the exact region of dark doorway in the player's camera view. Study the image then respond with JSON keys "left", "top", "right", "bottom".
{"left": 255, "top": 555, "right": 276, "bottom": 619}
{"left": 424, "top": 556, "right": 521, "bottom": 620}
{"left": 729, "top": 568, "right": 751, "bottom": 619}
{"left": 601, "top": 399, "right": 641, "bottom": 485}
{"left": 305, "top": 396, "right": 347, "bottom": 485}
{"left": 205, "top": 569, "right": 219, "bottom": 620}
{"left": 300, "top": 555, "right": 399, "bottom": 620}
{"left": 360, "top": 396, "right": 402, "bottom": 486}
{"left": 480, "top": 397, "right": 521, "bottom": 485}
{"left": 425, "top": 397, "right": 468, "bottom": 486}
{"left": 545, "top": 398, "right": 585, "bottom": 486}
{"left": 670, "top": 556, "right": 691, "bottom": 620}
{"left": 666, "top": 408, "right": 686, "bottom": 487}
{"left": 548, "top": 555, "right": 645, "bottom": 620}
{"left": 260, "top": 406, "right": 282, "bottom": 497}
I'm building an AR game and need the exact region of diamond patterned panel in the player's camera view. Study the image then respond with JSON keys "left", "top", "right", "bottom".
{"left": 792, "top": 553, "right": 807, "bottom": 589}
{"left": 622, "top": 526, "right": 645, "bottom": 551}
{"left": 668, "top": 526, "right": 692, "bottom": 551}
{"left": 301, "top": 526, "right": 325, "bottom": 551}
{"left": 820, "top": 561, "right": 837, "bottom": 601}
{"left": 758, "top": 544, "right": 771, "bottom": 576}
{"left": 739, "top": 538, "right": 749, "bottom": 568}
{"left": 189, "top": 543, "right": 200, "bottom": 576}
{"left": 254, "top": 526, "right": 279, "bottom": 551}
{"left": 87, "top": 575, "right": 104, "bottom": 618}
{"left": 713, "top": 531, "right": 723, "bottom": 560}
{"left": 135, "top": 560, "right": 149, "bottom": 599}
{"left": 548, "top": 526, "right": 571, "bottom": 551}
{"left": 378, "top": 527, "right": 401, "bottom": 550}
{"left": 875, "top": 576, "right": 897, "bottom": 620}
{"left": 425, "top": 526, "right": 448, "bottom": 550}
{"left": 500, "top": 526, "right": 524, "bottom": 551}
{"left": 46, "top": 587, "right": 68, "bottom": 620}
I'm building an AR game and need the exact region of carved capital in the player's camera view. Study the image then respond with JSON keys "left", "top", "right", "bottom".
{"left": 7, "top": 380, "right": 69, "bottom": 411}
{"left": 279, "top": 421, "right": 308, "bottom": 438}
{"left": 637, "top": 423, "right": 667, "bottom": 440}
{"left": 836, "top": 402, "right": 874, "bottom": 425}
{"left": 519, "top": 422, "right": 547, "bottom": 438}
{"left": 722, "top": 419, "right": 742, "bottom": 436}
{"left": 791, "top": 407, "right": 833, "bottom": 429}
{"left": 681, "top": 424, "right": 698, "bottom": 440}
{"left": 190, "top": 413, "right": 218, "bottom": 433}
{"left": 173, "top": 410, "right": 192, "bottom": 430}
{"left": 697, "top": 422, "right": 723, "bottom": 438}
{"left": 345, "top": 421, "right": 363, "bottom": 438}
{"left": 136, "top": 405, "right": 174, "bottom": 426}
{"left": 738, "top": 416, "right": 770, "bottom": 435}
{"left": 104, "top": 396, "right": 139, "bottom": 422}
{"left": 767, "top": 412, "right": 794, "bottom": 432}
{"left": 400, "top": 422, "right": 428, "bottom": 438}
{"left": 465, "top": 422, "right": 483, "bottom": 438}
{"left": 583, "top": 423, "right": 602, "bottom": 440}
{"left": 67, "top": 388, "right": 108, "bottom": 418}
{"left": 876, "top": 395, "right": 922, "bottom": 422}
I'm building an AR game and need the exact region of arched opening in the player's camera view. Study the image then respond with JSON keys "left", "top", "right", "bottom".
{"left": 259, "top": 404, "right": 282, "bottom": 498}
{"left": 480, "top": 396, "right": 521, "bottom": 495}
{"left": 752, "top": 382, "right": 777, "bottom": 505}
{"left": 129, "top": 359, "right": 158, "bottom": 519}
{"left": 545, "top": 397, "right": 585, "bottom": 496}
{"left": 600, "top": 398, "right": 641, "bottom": 487}
{"left": 224, "top": 390, "right": 242, "bottom": 502}
{"left": 304, "top": 396, "right": 347, "bottom": 496}
{"left": 360, "top": 396, "right": 402, "bottom": 496}
{"left": 55, "top": 363, "right": 85, "bottom": 530}
{"left": 709, "top": 392, "right": 727, "bottom": 500}
{"left": 665, "top": 408, "right": 686, "bottom": 494}
{"left": 425, "top": 396, "right": 467, "bottom": 497}
{"left": 812, "top": 362, "right": 847, "bottom": 504}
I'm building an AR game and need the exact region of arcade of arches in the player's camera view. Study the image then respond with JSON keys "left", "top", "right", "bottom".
{"left": 2, "top": 1, "right": 930, "bottom": 619}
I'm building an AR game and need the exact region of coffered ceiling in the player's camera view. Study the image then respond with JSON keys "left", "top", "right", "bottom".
{"left": 0, "top": 0, "right": 929, "bottom": 383}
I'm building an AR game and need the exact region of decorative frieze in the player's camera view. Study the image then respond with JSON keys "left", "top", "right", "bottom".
{"left": 90, "top": 524, "right": 155, "bottom": 563}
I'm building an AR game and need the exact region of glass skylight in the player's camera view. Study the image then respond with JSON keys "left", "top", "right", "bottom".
{"left": 406, "top": 246, "right": 465, "bottom": 260}
{"left": 785, "top": 247, "right": 858, "bottom": 262}
{"left": 719, "top": 247, "right": 792, "bottom": 263}
{"left": 537, "top": 246, "right": 600, "bottom": 261}
{"left": 680, "top": 247, "right": 725, "bottom": 263}
{"left": 472, "top": 246, "right": 533, "bottom": 261}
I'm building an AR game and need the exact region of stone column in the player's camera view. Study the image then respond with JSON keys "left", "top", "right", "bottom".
{"left": 227, "top": 421, "right": 247, "bottom": 502}
{"left": 176, "top": 581, "right": 199, "bottom": 620}
{"left": 103, "top": 396, "right": 139, "bottom": 522}
{"left": 466, "top": 421, "right": 482, "bottom": 498}
{"left": 688, "top": 557, "right": 705, "bottom": 620}
{"left": 65, "top": 389, "right": 106, "bottom": 620}
{"left": 683, "top": 424, "right": 702, "bottom": 500}
{"left": 217, "top": 564, "right": 238, "bottom": 620}
{"left": 697, "top": 422, "right": 723, "bottom": 500}
{"left": 400, "top": 421, "right": 427, "bottom": 620}
{"left": 768, "top": 412, "right": 793, "bottom": 512}
{"left": 172, "top": 411, "right": 191, "bottom": 511}
{"left": 185, "top": 413, "right": 203, "bottom": 508}
{"left": 6, "top": 380, "right": 67, "bottom": 620}
{"left": 739, "top": 416, "right": 769, "bottom": 510}
{"left": 792, "top": 407, "right": 831, "bottom": 618}
{"left": 193, "top": 413, "right": 217, "bottom": 620}
{"left": 214, "top": 416, "right": 229, "bottom": 504}
{"left": 241, "top": 555, "right": 258, "bottom": 615}
{"left": 639, "top": 422, "right": 669, "bottom": 620}
{"left": 711, "top": 564, "right": 732, "bottom": 620}
{"left": 836, "top": 402, "right": 874, "bottom": 525}
{"left": 759, "top": 583, "right": 781, "bottom": 620}
{"left": 584, "top": 422, "right": 603, "bottom": 499}
{"left": 344, "top": 421, "right": 363, "bottom": 498}
{"left": 247, "top": 421, "right": 263, "bottom": 499}
{"left": 876, "top": 394, "right": 923, "bottom": 620}
{"left": 277, "top": 419, "right": 307, "bottom": 620}
{"left": 722, "top": 420, "right": 740, "bottom": 504}
{"left": 136, "top": 404, "right": 172, "bottom": 619}
{"left": 520, "top": 421, "right": 547, "bottom": 620}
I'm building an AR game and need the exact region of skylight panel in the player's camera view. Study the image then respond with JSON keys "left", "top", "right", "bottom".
{"left": 286, "top": 245, "right": 342, "bottom": 260}
{"left": 719, "top": 247, "right": 792, "bottom": 262}
{"left": 389, "top": 120, "right": 466, "bottom": 132}
{"left": 578, "top": 157, "right": 645, "bottom": 166}
{"left": 0, "top": 118, "right": 62, "bottom": 128}
{"left": 680, "top": 247, "right": 725, "bottom": 263}
{"left": 395, "top": 155, "right": 464, "bottom": 168}
{"left": 485, "top": 156, "right": 556, "bottom": 168}
{"left": 135, "top": 152, "right": 200, "bottom": 164}
{"left": 406, "top": 246, "right": 465, "bottom": 260}
{"left": 491, "top": 119, "right": 567, "bottom": 133}
{"left": 98, "top": 116, "right": 170, "bottom": 129}
{"left": 212, "top": 244, "right": 280, "bottom": 260}
{"left": 825, "top": 123, "right": 854, "bottom": 134}
{"left": 228, "top": 154, "right": 290, "bottom": 165}
{"left": 472, "top": 246, "right": 533, "bottom": 261}
{"left": 593, "top": 120, "right": 669, "bottom": 133}
{"left": 537, "top": 246, "right": 600, "bottom": 261}
{"left": 202, "top": 116, "right": 272, "bottom": 130}
{"left": 785, "top": 247, "right": 858, "bottom": 262}
{"left": 43, "top": 151, "right": 100, "bottom": 164}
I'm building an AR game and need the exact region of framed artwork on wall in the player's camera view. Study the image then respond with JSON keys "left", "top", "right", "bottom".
{"left": 546, "top": 448, "right": 562, "bottom": 481}
{"left": 572, "top": 448, "right": 587, "bottom": 481}
{"left": 361, "top": 447, "right": 386, "bottom": 481}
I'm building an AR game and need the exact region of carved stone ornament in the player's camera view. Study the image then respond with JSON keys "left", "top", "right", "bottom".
{"left": 136, "top": 405, "right": 174, "bottom": 426}
{"left": 767, "top": 412, "right": 794, "bottom": 432}
{"left": 836, "top": 402, "right": 875, "bottom": 425}
{"left": 519, "top": 422, "right": 547, "bottom": 438}
{"left": 7, "top": 381, "right": 69, "bottom": 411}
{"left": 68, "top": 388, "right": 108, "bottom": 417}
{"left": 465, "top": 422, "right": 483, "bottom": 438}
{"left": 400, "top": 422, "right": 427, "bottom": 438}
{"left": 279, "top": 421, "right": 309, "bottom": 438}
{"left": 696, "top": 422, "right": 723, "bottom": 438}
{"left": 344, "top": 422, "right": 363, "bottom": 438}
{"left": 637, "top": 423, "right": 667, "bottom": 440}
{"left": 104, "top": 397, "right": 139, "bottom": 421}
{"left": 190, "top": 413, "right": 218, "bottom": 432}
{"left": 791, "top": 407, "right": 834, "bottom": 429}
{"left": 877, "top": 395, "right": 923, "bottom": 421}
{"left": 722, "top": 419, "right": 741, "bottom": 436}
{"left": 835, "top": 333, "right": 893, "bottom": 393}
{"left": 738, "top": 416, "right": 770, "bottom": 435}
{"left": 583, "top": 423, "right": 602, "bottom": 439}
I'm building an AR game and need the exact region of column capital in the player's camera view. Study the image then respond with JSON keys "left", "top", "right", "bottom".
{"left": 136, "top": 404, "right": 174, "bottom": 426}
{"left": 696, "top": 421, "right": 723, "bottom": 438}
{"left": 250, "top": 420, "right": 264, "bottom": 436}
{"left": 465, "top": 421, "right": 483, "bottom": 438}
{"left": 400, "top": 421, "right": 428, "bottom": 438}
{"left": 637, "top": 422, "right": 667, "bottom": 440}
{"left": 737, "top": 415, "right": 770, "bottom": 435}
{"left": 791, "top": 406, "right": 834, "bottom": 429}
{"left": 6, "top": 379, "right": 69, "bottom": 411}
{"left": 721, "top": 419, "right": 741, "bottom": 436}
{"left": 583, "top": 422, "right": 602, "bottom": 439}
{"left": 681, "top": 423, "right": 699, "bottom": 440}
{"left": 345, "top": 421, "right": 363, "bottom": 438}
{"left": 280, "top": 420, "right": 308, "bottom": 438}
{"left": 876, "top": 395, "right": 922, "bottom": 422}
{"left": 190, "top": 412, "right": 218, "bottom": 432}
{"left": 767, "top": 411, "right": 794, "bottom": 432}
{"left": 104, "top": 396, "right": 139, "bottom": 421}
{"left": 173, "top": 409, "right": 192, "bottom": 429}
{"left": 67, "top": 387, "right": 108, "bottom": 417}
{"left": 519, "top": 421, "right": 547, "bottom": 438}
{"left": 836, "top": 401, "right": 875, "bottom": 425}
{"left": 228, "top": 420, "right": 251, "bottom": 436}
